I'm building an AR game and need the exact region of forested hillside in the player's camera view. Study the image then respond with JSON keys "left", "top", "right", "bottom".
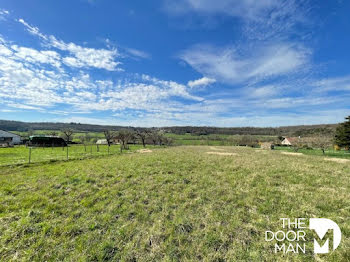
{"left": 0, "top": 120, "right": 338, "bottom": 137}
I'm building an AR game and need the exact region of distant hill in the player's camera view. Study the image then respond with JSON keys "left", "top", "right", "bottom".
{"left": 0, "top": 119, "right": 338, "bottom": 137}
{"left": 0, "top": 120, "right": 127, "bottom": 133}
{"left": 162, "top": 125, "right": 338, "bottom": 137}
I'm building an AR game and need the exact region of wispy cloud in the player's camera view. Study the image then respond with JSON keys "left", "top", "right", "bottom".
{"left": 312, "top": 76, "right": 350, "bottom": 92}
{"left": 0, "top": 9, "right": 9, "bottom": 21}
{"left": 18, "top": 18, "right": 121, "bottom": 71}
{"left": 164, "top": 0, "right": 310, "bottom": 40}
{"left": 164, "top": 0, "right": 280, "bottom": 20}
{"left": 124, "top": 47, "right": 151, "bottom": 59}
{"left": 180, "top": 43, "right": 310, "bottom": 85}
{"left": 188, "top": 77, "right": 216, "bottom": 88}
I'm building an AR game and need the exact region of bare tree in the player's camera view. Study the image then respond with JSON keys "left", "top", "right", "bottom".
{"left": 48, "top": 131, "right": 58, "bottom": 136}
{"left": 136, "top": 130, "right": 149, "bottom": 148}
{"left": 157, "top": 132, "right": 165, "bottom": 146}
{"left": 309, "top": 136, "right": 333, "bottom": 155}
{"left": 27, "top": 130, "right": 34, "bottom": 137}
{"left": 163, "top": 137, "right": 173, "bottom": 146}
{"left": 103, "top": 130, "right": 116, "bottom": 146}
{"left": 62, "top": 128, "right": 74, "bottom": 143}
{"left": 147, "top": 130, "right": 167, "bottom": 146}
{"left": 116, "top": 129, "right": 134, "bottom": 152}
{"left": 79, "top": 133, "right": 91, "bottom": 152}
{"left": 291, "top": 138, "right": 304, "bottom": 152}
{"left": 149, "top": 131, "right": 159, "bottom": 146}
{"left": 238, "top": 135, "right": 259, "bottom": 147}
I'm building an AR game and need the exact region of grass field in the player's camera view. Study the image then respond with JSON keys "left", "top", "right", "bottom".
{"left": 274, "top": 146, "right": 350, "bottom": 159}
{"left": 0, "top": 144, "right": 144, "bottom": 166}
{"left": 1, "top": 143, "right": 348, "bottom": 167}
{"left": 0, "top": 146, "right": 349, "bottom": 261}
{"left": 166, "top": 133, "right": 277, "bottom": 146}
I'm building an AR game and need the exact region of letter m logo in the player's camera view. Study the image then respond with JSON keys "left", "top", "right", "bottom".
{"left": 309, "top": 218, "right": 341, "bottom": 254}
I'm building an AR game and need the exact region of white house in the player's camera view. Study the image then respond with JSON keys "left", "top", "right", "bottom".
{"left": 0, "top": 130, "right": 21, "bottom": 146}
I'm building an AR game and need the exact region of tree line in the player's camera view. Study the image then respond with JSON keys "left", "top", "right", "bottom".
{"left": 0, "top": 120, "right": 338, "bottom": 137}
{"left": 60, "top": 128, "right": 173, "bottom": 151}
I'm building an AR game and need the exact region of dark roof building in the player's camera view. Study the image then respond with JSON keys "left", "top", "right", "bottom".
{"left": 28, "top": 135, "right": 67, "bottom": 147}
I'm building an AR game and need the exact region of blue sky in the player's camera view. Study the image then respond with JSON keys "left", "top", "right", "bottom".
{"left": 0, "top": 0, "right": 349, "bottom": 127}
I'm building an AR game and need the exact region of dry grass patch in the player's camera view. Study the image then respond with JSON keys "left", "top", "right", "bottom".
{"left": 324, "top": 157, "right": 350, "bottom": 164}
{"left": 206, "top": 151, "right": 238, "bottom": 156}
{"left": 281, "top": 152, "right": 303, "bottom": 156}
{"left": 137, "top": 149, "right": 153, "bottom": 153}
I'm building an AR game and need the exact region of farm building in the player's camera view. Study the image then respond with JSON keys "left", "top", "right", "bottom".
{"left": 96, "top": 139, "right": 108, "bottom": 145}
{"left": 281, "top": 137, "right": 300, "bottom": 146}
{"left": 28, "top": 135, "right": 67, "bottom": 147}
{"left": 0, "top": 130, "right": 21, "bottom": 146}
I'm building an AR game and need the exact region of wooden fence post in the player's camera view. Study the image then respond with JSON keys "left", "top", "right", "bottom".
{"left": 66, "top": 146, "right": 69, "bottom": 160}
{"left": 28, "top": 147, "right": 32, "bottom": 164}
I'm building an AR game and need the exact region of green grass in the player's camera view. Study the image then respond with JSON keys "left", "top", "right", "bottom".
{"left": 0, "top": 144, "right": 144, "bottom": 166}
{"left": 274, "top": 146, "right": 350, "bottom": 159}
{"left": 166, "top": 133, "right": 276, "bottom": 146}
{"left": 0, "top": 146, "right": 349, "bottom": 261}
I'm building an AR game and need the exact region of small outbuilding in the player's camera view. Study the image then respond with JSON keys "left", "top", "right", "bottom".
{"left": 96, "top": 139, "right": 108, "bottom": 145}
{"left": 0, "top": 130, "right": 21, "bottom": 146}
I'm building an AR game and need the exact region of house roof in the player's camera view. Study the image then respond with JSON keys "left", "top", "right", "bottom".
{"left": 0, "top": 130, "right": 21, "bottom": 138}
{"left": 283, "top": 137, "right": 300, "bottom": 144}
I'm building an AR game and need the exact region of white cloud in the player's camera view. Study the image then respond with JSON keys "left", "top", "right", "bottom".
{"left": 0, "top": 37, "right": 202, "bottom": 116}
{"left": 18, "top": 19, "right": 48, "bottom": 40}
{"left": 11, "top": 45, "right": 61, "bottom": 68}
{"left": 0, "top": 9, "right": 9, "bottom": 15}
{"left": 0, "top": 109, "right": 17, "bottom": 113}
{"left": 0, "top": 9, "right": 10, "bottom": 20}
{"left": 180, "top": 43, "right": 310, "bottom": 84}
{"left": 50, "top": 38, "right": 121, "bottom": 71}
{"left": 18, "top": 18, "right": 121, "bottom": 71}
{"left": 188, "top": 77, "right": 216, "bottom": 88}
{"left": 7, "top": 103, "right": 44, "bottom": 111}
{"left": 247, "top": 85, "right": 280, "bottom": 98}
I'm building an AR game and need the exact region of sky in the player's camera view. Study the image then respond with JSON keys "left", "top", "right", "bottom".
{"left": 0, "top": 0, "right": 349, "bottom": 127}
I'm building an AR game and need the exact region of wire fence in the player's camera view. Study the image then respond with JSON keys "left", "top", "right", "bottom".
{"left": 0, "top": 144, "right": 143, "bottom": 166}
